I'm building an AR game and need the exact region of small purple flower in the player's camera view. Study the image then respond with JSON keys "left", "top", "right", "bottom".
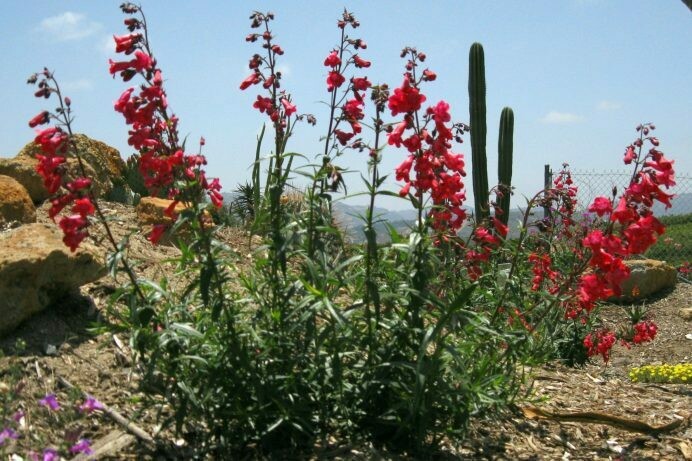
{"left": 38, "top": 394, "right": 60, "bottom": 411}
{"left": 70, "top": 439, "right": 93, "bottom": 455}
{"left": 79, "top": 395, "right": 105, "bottom": 413}
{"left": 12, "top": 409, "right": 25, "bottom": 422}
{"left": 0, "top": 427, "right": 19, "bottom": 445}
{"left": 42, "top": 448, "right": 60, "bottom": 461}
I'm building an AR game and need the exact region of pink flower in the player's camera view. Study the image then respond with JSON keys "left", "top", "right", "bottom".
{"left": 239, "top": 72, "right": 261, "bottom": 90}
{"left": 587, "top": 196, "right": 612, "bottom": 217}
{"left": 72, "top": 197, "right": 95, "bottom": 217}
{"left": 28, "top": 111, "right": 50, "bottom": 128}
{"left": 253, "top": 95, "right": 273, "bottom": 114}
{"left": 113, "top": 33, "right": 140, "bottom": 54}
{"left": 148, "top": 224, "right": 167, "bottom": 244}
{"left": 42, "top": 448, "right": 60, "bottom": 461}
{"left": 353, "top": 55, "right": 371, "bottom": 68}
{"left": 334, "top": 129, "right": 354, "bottom": 146}
{"left": 0, "top": 428, "right": 19, "bottom": 445}
{"left": 623, "top": 146, "right": 636, "bottom": 164}
{"left": 324, "top": 51, "right": 341, "bottom": 67}
{"left": 351, "top": 77, "right": 371, "bottom": 91}
{"left": 79, "top": 396, "right": 105, "bottom": 414}
{"left": 326, "top": 71, "right": 345, "bottom": 92}
{"left": 39, "top": 394, "right": 60, "bottom": 411}
{"left": 422, "top": 69, "right": 437, "bottom": 81}
{"left": 388, "top": 77, "right": 426, "bottom": 115}
{"left": 70, "top": 439, "right": 93, "bottom": 455}
{"left": 280, "top": 98, "right": 297, "bottom": 116}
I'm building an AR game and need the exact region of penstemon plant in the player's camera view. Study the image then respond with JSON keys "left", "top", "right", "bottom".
{"left": 23, "top": 4, "right": 677, "bottom": 458}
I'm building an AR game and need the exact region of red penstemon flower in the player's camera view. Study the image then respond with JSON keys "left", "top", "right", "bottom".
{"left": 110, "top": 4, "right": 223, "bottom": 243}
{"left": 387, "top": 48, "right": 467, "bottom": 243}
{"left": 26, "top": 69, "right": 96, "bottom": 252}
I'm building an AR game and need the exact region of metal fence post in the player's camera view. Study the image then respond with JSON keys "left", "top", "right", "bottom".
{"left": 543, "top": 164, "right": 552, "bottom": 219}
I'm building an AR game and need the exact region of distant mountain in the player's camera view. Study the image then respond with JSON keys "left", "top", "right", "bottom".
{"left": 220, "top": 191, "right": 692, "bottom": 244}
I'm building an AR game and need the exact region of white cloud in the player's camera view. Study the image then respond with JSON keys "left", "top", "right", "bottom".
{"left": 62, "top": 79, "right": 93, "bottom": 92}
{"left": 540, "top": 111, "right": 586, "bottom": 124}
{"left": 38, "top": 12, "right": 101, "bottom": 41}
{"left": 597, "top": 100, "right": 621, "bottom": 111}
{"left": 100, "top": 35, "right": 116, "bottom": 54}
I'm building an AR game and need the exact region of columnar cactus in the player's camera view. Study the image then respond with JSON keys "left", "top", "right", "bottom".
{"left": 497, "top": 107, "right": 514, "bottom": 226}
{"left": 468, "top": 42, "right": 489, "bottom": 223}
{"left": 468, "top": 42, "right": 515, "bottom": 226}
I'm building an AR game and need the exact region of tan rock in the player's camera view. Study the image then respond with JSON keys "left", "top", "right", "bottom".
{"left": 0, "top": 156, "right": 49, "bottom": 203}
{"left": 679, "top": 307, "right": 692, "bottom": 321}
{"left": 0, "top": 223, "right": 105, "bottom": 336}
{"left": 135, "top": 197, "right": 187, "bottom": 226}
{"left": 16, "top": 134, "right": 126, "bottom": 200}
{"left": 0, "top": 175, "right": 36, "bottom": 226}
{"left": 136, "top": 197, "right": 212, "bottom": 243}
{"left": 615, "top": 259, "right": 677, "bottom": 302}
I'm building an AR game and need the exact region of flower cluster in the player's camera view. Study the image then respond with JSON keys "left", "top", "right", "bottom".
{"left": 583, "top": 329, "right": 617, "bottom": 362}
{"left": 629, "top": 363, "right": 691, "bottom": 384}
{"left": 528, "top": 252, "right": 558, "bottom": 291}
{"left": 389, "top": 48, "right": 467, "bottom": 236}
{"left": 27, "top": 70, "right": 96, "bottom": 251}
{"left": 580, "top": 124, "right": 673, "bottom": 310}
{"left": 241, "top": 12, "right": 300, "bottom": 132}
{"left": 631, "top": 320, "right": 657, "bottom": 344}
{"left": 1, "top": 393, "right": 102, "bottom": 458}
{"left": 112, "top": 4, "right": 223, "bottom": 242}
{"left": 321, "top": 11, "right": 372, "bottom": 150}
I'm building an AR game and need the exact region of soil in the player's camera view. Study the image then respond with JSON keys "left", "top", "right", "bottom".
{"left": 0, "top": 201, "right": 689, "bottom": 460}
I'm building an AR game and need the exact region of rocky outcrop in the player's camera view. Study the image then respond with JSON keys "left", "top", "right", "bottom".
{"left": 135, "top": 197, "right": 187, "bottom": 226}
{"left": 0, "top": 175, "right": 36, "bottom": 227}
{"left": 1, "top": 134, "right": 126, "bottom": 203}
{"left": 0, "top": 223, "right": 105, "bottom": 336}
{"left": 615, "top": 259, "right": 677, "bottom": 302}
{"left": 0, "top": 156, "right": 50, "bottom": 203}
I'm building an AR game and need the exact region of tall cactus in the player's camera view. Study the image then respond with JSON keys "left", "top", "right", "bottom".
{"left": 468, "top": 42, "right": 489, "bottom": 223}
{"left": 497, "top": 107, "right": 514, "bottom": 226}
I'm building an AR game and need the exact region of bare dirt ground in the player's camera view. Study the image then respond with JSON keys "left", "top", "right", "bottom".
{"left": 0, "top": 201, "right": 689, "bottom": 460}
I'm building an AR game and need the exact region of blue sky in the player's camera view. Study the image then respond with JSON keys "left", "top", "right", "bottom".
{"left": 1, "top": 1, "right": 690, "bottom": 210}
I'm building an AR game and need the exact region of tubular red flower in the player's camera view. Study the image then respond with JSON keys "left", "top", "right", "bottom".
{"left": 324, "top": 51, "right": 341, "bottom": 67}
{"left": 326, "top": 71, "right": 346, "bottom": 92}
{"left": 388, "top": 77, "right": 426, "bottom": 115}
{"left": 28, "top": 111, "right": 50, "bottom": 128}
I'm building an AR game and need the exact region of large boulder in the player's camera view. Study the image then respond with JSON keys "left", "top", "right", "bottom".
{"left": 0, "top": 223, "right": 105, "bottom": 336}
{"left": 0, "top": 175, "right": 36, "bottom": 227}
{"left": 0, "top": 156, "right": 49, "bottom": 203}
{"left": 615, "top": 259, "right": 677, "bottom": 302}
{"left": 5, "top": 134, "right": 127, "bottom": 202}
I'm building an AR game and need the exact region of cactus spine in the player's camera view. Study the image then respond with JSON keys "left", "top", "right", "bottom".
{"left": 497, "top": 107, "right": 514, "bottom": 226}
{"left": 468, "top": 42, "right": 489, "bottom": 223}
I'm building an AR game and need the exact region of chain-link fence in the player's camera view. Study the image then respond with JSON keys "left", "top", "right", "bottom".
{"left": 545, "top": 166, "right": 691, "bottom": 266}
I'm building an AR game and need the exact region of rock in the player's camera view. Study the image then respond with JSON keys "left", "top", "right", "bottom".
{"left": 14, "top": 134, "right": 126, "bottom": 200}
{"left": 0, "top": 175, "right": 36, "bottom": 227}
{"left": 615, "top": 259, "right": 677, "bottom": 302}
{"left": 135, "top": 197, "right": 187, "bottom": 226}
{"left": 679, "top": 307, "right": 692, "bottom": 321}
{"left": 0, "top": 223, "right": 105, "bottom": 336}
{"left": 0, "top": 156, "right": 49, "bottom": 203}
{"left": 135, "top": 197, "right": 212, "bottom": 243}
